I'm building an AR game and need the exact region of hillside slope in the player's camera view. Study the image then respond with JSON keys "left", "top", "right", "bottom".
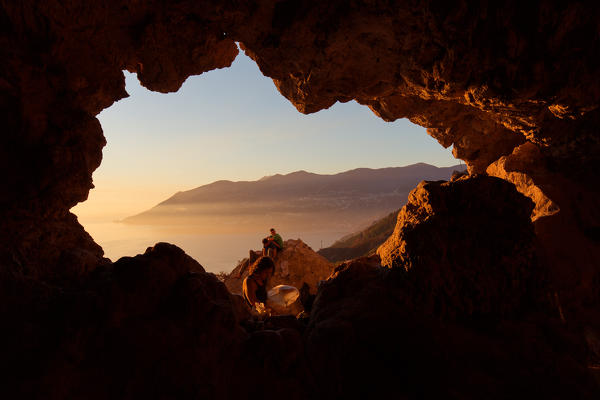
{"left": 318, "top": 209, "right": 399, "bottom": 262}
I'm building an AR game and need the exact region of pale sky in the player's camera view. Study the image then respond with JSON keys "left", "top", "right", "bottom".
{"left": 73, "top": 49, "right": 457, "bottom": 222}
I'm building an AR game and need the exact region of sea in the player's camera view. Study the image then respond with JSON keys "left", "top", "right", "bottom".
{"left": 80, "top": 221, "right": 347, "bottom": 273}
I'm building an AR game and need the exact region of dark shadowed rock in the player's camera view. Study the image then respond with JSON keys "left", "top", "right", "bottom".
{"left": 3, "top": 243, "right": 248, "bottom": 399}
{"left": 307, "top": 228, "right": 595, "bottom": 399}
{"left": 378, "top": 176, "right": 539, "bottom": 319}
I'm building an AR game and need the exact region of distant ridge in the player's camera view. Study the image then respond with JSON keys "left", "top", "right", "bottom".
{"left": 123, "top": 163, "right": 466, "bottom": 232}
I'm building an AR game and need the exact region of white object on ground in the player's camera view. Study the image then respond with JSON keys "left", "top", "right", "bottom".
{"left": 268, "top": 285, "right": 300, "bottom": 307}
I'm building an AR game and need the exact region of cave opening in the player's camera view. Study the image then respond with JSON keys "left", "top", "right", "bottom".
{"left": 72, "top": 48, "right": 460, "bottom": 273}
{"left": 2, "top": 2, "right": 599, "bottom": 398}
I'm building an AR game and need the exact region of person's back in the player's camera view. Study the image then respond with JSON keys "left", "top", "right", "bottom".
{"left": 270, "top": 232, "right": 283, "bottom": 249}
{"left": 242, "top": 274, "right": 267, "bottom": 306}
{"left": 242, "top": 256, "right": 275, "bottom": 312}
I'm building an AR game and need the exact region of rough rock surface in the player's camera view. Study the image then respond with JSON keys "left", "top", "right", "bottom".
{"left": 2, "top": 243, "right": 249, "bottom": 398}
{"left": 1, "top": 1, "right": 599, "bottom": 398}
{"left": 225, "top": 239, "right": 333, "bottom": 296}
{"left": 487, "top": 142, "right": 600, "bottom": 324}
{"left": 486, "top": 142, "right": 560, "bottom": 222}
{"left": 306, "top": 256, "right": 598, "bottom": 399}
{"left": 378, "top": 176, "right": 538, "bottom": 318}
{"left": 306, "top": 176, "right": 596, "bottom": 397}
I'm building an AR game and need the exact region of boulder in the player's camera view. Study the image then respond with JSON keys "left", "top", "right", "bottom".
{"left": 267, "top": 285, "right": 303, "bottom": 316}
{"left": 3, "top": 243, "right": 248, "bottom": 399}
{"left": 305, "top": 175, "right": 597, "bottom": 398}
{"left": 306, "top": 256, "right": 599, "bottom": 400}
{"left": 224, "top": 239, "right": 333, "bottom": 297}
{"left": 377, "top": 175, "right": 540, "bottom": 319}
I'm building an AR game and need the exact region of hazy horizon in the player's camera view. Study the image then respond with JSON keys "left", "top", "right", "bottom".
{"left": 74, "top": 161, "right": 460, "bottom": 223}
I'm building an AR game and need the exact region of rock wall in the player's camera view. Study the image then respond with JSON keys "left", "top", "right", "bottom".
{"left": 307, "top": 257, "right": 597, "bottom": 399}
{"left": 1, "top": 1, "right": 599, "bottom": 398}
{"left": 487, "top": 142, "right": 600, "bottom": 322}
{"left": 1, "top": 243, "right": 249, "bottom": 398}
{"left": 307, "top": 177, "right": 596, "bottom": 398}
{"left": 377, "top": 176, "right": 539, "bottom": 319}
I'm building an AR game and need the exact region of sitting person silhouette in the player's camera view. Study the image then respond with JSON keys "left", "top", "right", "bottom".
{"left": 262, "top": 228, "right": 283, "bottom": 258}
{"left": 242, "top": 256, "right": 275, "bottom": 313}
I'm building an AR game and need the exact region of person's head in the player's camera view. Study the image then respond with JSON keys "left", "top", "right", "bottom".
{"left": 270, "top": 228, "right": 276, "bottom": 235}
{"left": 249, "top": 256, "right": 275, "bottom": 280}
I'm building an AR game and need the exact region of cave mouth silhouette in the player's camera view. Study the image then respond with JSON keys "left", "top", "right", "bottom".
{"left": 2, "top": 2, "right": 599, "bottom": 399}
{"left": 73, "top": 50, "right": 460, "bottom": 270}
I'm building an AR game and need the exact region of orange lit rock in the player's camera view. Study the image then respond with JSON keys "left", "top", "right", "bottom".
{"left": 487, "top": 141, "right": 600, "bottom": 324}
{"left": 486, "top": 142, "right": 559, "bottom": 221}
{"left": 225, "top": 239, "right": 333, "bottom": 296}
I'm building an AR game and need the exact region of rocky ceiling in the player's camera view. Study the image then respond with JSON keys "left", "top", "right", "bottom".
{"left": 1, "top": 1, "right": 599, "bottom": 398}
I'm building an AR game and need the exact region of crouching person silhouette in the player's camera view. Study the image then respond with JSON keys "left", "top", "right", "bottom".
{"left": 242, "top": 256, "right": 275, "bottom": 315}
{"left": 262, "top": 228, "right": 283, "bottom": 258}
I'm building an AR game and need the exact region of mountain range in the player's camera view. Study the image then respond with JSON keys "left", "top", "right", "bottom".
{"left": 123, "top": 163, "right": 465, "bottom": 233}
